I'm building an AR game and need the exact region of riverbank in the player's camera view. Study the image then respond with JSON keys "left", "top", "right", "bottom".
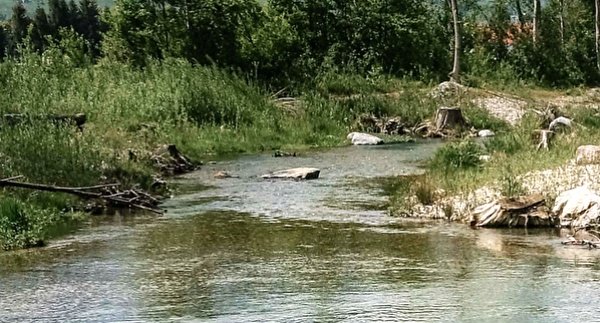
{"left": 387, "top": 89, "right": 600, "bottom": 224}
{"left": 0, "top": 58, "right": 441, "bottom": 250}
{"left": 1, "top": 54, "right": 598, "bottom": 250}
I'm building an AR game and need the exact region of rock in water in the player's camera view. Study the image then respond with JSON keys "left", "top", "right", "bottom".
{"left": 214, "top": 171, "right": 238, "bottom": 179}
{"left": 478, "top": 129, "right": 495, "bottom": 137}
{"left": 549, "top": 117, "right": 572, "bottom": 132}
{"left": 576, "top": 145, "right": 600, "bottom": 165}
{"left": 553, "top": 187, "right": 600, "bottom": 228}
{"left": 347, "top": 132, "right": 383, "bottom": 145}
{"left": 470, "top": 194, "right": 553, "bottom": 228}
{"left": 261, "top": 168, "right": 320, "bottom": 180}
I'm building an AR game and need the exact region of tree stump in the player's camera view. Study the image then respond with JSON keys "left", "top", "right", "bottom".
{"left": 434, "top": 107, "right": 467, "bottom": 133}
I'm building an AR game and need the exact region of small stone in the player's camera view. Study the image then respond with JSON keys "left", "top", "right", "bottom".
{"left": 478, "top": 129, "right": 495, "bottom": 137}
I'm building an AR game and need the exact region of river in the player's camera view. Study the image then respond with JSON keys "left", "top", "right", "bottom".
{"left": 1, "top": 141, "right": 600, "bottom": 322}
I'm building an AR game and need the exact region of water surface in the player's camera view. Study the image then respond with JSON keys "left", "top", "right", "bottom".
{"left": 1, "top": 141, "right": 600, "bottom": 323}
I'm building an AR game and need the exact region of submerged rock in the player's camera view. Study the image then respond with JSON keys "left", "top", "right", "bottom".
{"left": 478, "top": 129, "right": 495, "bottom": 137}
{"left": 553, "top": 187, "right": 600, "bottom": 228}
{"left": 261, "top": 167, "right": 320, "bottom": 180}
{"left": 214, "top": 171, "right": 238, "bottom": 179}
{"left": 470, "top": 194, "right": 553, "bottom": 228}
{"left": 347, "top": 132, "right": 383, "bottom": 145}
{"left": 576, "top": 145, "right": 600, "bottom": 165}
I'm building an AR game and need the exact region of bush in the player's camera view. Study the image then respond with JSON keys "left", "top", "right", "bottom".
{"left": 0, "top": 198, "right": 79, "bottom": 250}
{"left": 429, "top": 139, "right": 483, "bottom": 173}
{"left": 462, "top": 104, "right": 509, "bottom": 132}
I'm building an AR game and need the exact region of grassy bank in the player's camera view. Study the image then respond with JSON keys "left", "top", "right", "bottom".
{"left": 0, "top": 57, "right": 450, "bottom": 250}
{"left": 388, "top": 99, "right": 600, "bottom": 220}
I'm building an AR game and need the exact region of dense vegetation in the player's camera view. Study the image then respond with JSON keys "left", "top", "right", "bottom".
{"left": 1, "top": 0, "right": 599, "bottom": 249}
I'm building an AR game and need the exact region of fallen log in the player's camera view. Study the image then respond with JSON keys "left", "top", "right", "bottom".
{"left": 470, "top": 194, "right": 553, "bottom": 228}
{"left": 3, "top": 113, "right": 87, "bottom": 130}
{"left": 0, "top": 177, "right": 163, "bottom": 214}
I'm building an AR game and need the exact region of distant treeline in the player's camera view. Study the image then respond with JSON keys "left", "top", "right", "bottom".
{"left": 1, "top": 0, "right": 599, "bottom": 87}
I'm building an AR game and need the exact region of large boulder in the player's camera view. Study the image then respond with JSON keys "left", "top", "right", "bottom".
{"left": 431, "top": 81, "right": 466, "bottom": 99}
{"left": 347, "top": 132, "right": 383, "bottom": 145}
{"left": 576, "top": 145, "right": 600, "bottom": 165}
{"left": 553, "top": 187, "right": 600, "bottom": 228}
{"left": 261, "top": 167, "right": 321, "bottom": 180}
{"left": 470, "top": 194, "right": 553, "bottom": 227}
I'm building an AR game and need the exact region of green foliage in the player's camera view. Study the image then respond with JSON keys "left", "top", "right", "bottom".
{"left": 462, "top": 104, "right": 510, "bottom": 132}
{"left": 500, "top": 165, "right": 526, "bottom": 197}
{"left": 429, "top": 139, "right": 483, "bottom": 173}
{"left": 0, "top": 198, "right": 82, "bottom": 250}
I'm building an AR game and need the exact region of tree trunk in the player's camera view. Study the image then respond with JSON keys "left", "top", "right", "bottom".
{"left": 514, "top": 0, "right": 525, "bottom": 28}
{"left": 596, "top": 0, "right": 600, "bottom": 71}
{"left": 449, "top": 0, "right": 460, "bottom": 83}
{"left": 533, "top": 0, "right": 541, "bottom": 44}
{"left": 161, "top": 1, "right": 169, "bottom": 53}
{"left": 558, "top": 0, "right": 565, "bottom": 47}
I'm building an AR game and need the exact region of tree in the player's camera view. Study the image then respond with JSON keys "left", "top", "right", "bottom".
{"left": 10, "top": 1, "right": 31, "bottom": 46}
{"left": 68, "top": 0, "right": 82, "bottom": 32}
{"left": 511, "top": 0, "right": 525, "bottom": 27}
{"left": 79, "top": 0, "right": 101, "bottom": 56}
{"left": 32, "top": 8, "right": 51, "bottom": 53}
{"left": 533, "top": 0, "right": 541, "bottom": 44}
{"left": 449, "top": 0, "right": 461, "bottom": 83}
{"left": 0, "top": 24, "right": 8, "bottom": 59}
{"left": 594, "top": 0, "right": 600, "bottom": 71}
{"left": 49, "top": 0, "right": 70, "bottom": 31}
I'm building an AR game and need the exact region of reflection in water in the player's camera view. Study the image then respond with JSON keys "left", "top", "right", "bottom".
{"left": 1, "top": 142, "right": 600, "bottom": 322}
{"left": 2, "top": 212, "right": 600, "bottom": 322}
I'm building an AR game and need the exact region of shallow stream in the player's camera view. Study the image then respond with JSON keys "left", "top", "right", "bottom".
{"left": 2, "top": 141, "right": 600, "bottom": 322}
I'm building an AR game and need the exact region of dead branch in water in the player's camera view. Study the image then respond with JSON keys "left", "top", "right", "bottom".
{"left": 0, "top": 176, "right": 163, "bottom": 214}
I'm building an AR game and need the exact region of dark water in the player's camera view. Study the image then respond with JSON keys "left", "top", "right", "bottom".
{"left": 2, "top": 141, "right": 600, "bottom": 323}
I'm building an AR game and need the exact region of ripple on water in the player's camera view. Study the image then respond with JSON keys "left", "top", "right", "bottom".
{"left": 3, "top": 141, "right": 600, "bottom": 322}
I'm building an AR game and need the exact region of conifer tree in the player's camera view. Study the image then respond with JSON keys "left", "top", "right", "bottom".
{"left": 10, "top": 1, "right": 31, "bottom": 46}
{"left": 32, "top": 7, "right": 51, "bottom": 52}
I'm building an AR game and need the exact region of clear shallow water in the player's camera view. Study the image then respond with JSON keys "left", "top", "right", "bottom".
{"left": 2, "top": 141, "right": 600, "bottom": 323}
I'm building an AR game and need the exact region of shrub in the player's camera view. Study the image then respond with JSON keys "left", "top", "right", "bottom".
{"left": 0, "top": 198, "right": 76, "bottom": 250}
{"left": 429, "top": 139, "right": 483, "bottom": 173}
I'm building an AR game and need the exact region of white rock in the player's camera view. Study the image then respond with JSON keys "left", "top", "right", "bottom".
{"left": 261, "top": 167, "right": 320, "bottom": 180}
{"left": 347, "top": 132, "right": 383, "bottom": 145}
{"left": 478, "top": 129, "right": 495, "bottom": 137}
{"left": 553, "top": 187, "right": 600, "bottom": 227}
{"left": 576, "top": 145, "right": 600, "bottom": 165}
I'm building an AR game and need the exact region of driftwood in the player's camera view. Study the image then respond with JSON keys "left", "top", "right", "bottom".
{"left": 0, "top": 176, "right": 163, "bottom": 214}
{"left": 470, "top": 194, "right": 554, "bottom": 227}
{"left": 150, "top": 144, "right": 197, "bottom": 175}
{"left": 535, "top": 130, "right": 554, "bottom": 150}
{"left": 562, "top": 229, "right": 600, "bottom": 248}
{"left": 3, "top": 113, "right": 87, "bottom": 130}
